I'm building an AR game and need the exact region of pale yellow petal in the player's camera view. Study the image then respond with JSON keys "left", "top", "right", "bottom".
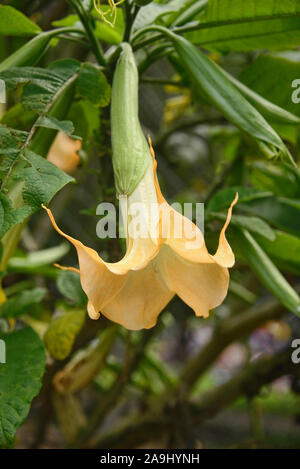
{"left": 47, "top": 131, "right": 81, "bottom": 174}
{"left": 160, "top": 245, "right": 229, "bottom": 318}
{"left": 43, "top": 205, "right": 127, "bottom": 315}
{"left": 213, "top": 193, "right": 238, "bottom": 268}
{"left": 102, "top": 260, "right": 174, "bottom": 330}
{"left": 161, "top": 202, "right": 210, "bottom": 263}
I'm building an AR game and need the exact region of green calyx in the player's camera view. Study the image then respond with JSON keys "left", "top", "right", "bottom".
{"left": 111, "top": 42, "right": 152, "bottom": 196}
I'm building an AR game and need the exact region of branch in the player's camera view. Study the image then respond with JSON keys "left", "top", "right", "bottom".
{"left": 94, "top": 347, "right": 297, "bottom": 448}
{"left": 179, "top": 294, "right": 291, "bottom": 391}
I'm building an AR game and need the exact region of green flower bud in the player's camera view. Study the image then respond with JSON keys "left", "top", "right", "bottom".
{"left": 111, "top": 43, "right": 152, "bottom": 196}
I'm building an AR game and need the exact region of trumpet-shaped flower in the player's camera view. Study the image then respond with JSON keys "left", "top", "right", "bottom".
{"left": 47, "top": 131, "right": 81, "bottom": 174}
{"left": 43, "top": 141, "right": 237, "bottom": 330}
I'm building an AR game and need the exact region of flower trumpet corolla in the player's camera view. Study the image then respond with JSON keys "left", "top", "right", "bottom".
{"left": 47, "top": 131, "right": 81, "bottom": 174}
{"left": 43, "top": 142, "right": 238, "bottom": 330}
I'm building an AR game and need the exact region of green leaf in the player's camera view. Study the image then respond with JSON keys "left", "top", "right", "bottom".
{"left": 53, "top": 326, "right": 117, "bottom": 393}
{"left": 0, "top": 59, "right": 80, "bottom": 113}
{"left": 52, "top": 14, "right": 82, "bottom": 28}
{"left": 8, "top": 243, "right": 70, "bottom": 271}
{"left": 0, "top": 124, "right": 28, "bottom": 170}
{"left": 133, "top": 0, "right": 192, "bottom": 30}
{"left": 254, "top": 230, "right": 300, "bottom": 275}
{"left": 20, "top": 150, "right": 74, "bottom": 210}
{"left": 233, "top": 228, "right": 300, "bottom": 316}
{"left": 219, "top": 66, "right": 300, "bottom": 126}
{"left": 186, "top": 0, "right": 300, "bottom": 52}
{"left": 0, "top": 32, "right": 55, "bottom": 72}
{"left": 250, "top": 161, "right": 300, "bottom": 198}
{"left": 0, "top": 5, "right": 41, "bottom": 37}
{"left": 44, "top": 309, "right": 86, "bottom": 360}
{"left": 168, "top": 33, "right": 293, "bottom": 163}
{"left": 1, "top": 103, "right": 37, "bottom": 131}
{"left": 76, "top": 63, "right": 111, "bottom": 107}
{"left": 67, "top": 100, "right": 100, "bottom": 142}
{"left": 207, "top": 186, "right": 272, "bottom": 212}
{"left": 36, "top": 116, "right": 76, "bottom": 137}
{"left": 0, "top": 192, "right": 31, "bottom": 239}
{"left": 239, "top": 196, "right": 300, "bottom": 237}
{"left": 229, "top": 280, "right": 257, "bottom": 305}
{"left": 0, "top": 288, "right": 46, "bottom": 318}
{"left": 240, "top": 52, "right": 300, "bottom": 118}
{"left": 94, "top": 7, "right": 125, "bottom": 45}
{"left": 212, "top": 212, "right": 275, "bottom": 241}
{"left": 0, "top": 327, "right": 46, "bottom": 448}
{"left": 56, "top": 270, "right": 87, "bottom": 307}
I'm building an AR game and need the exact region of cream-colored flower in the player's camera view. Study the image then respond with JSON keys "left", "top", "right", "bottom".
{"left": 47, "top": 131, "right": 81, "bottom": 174}
{"left": 43, "top": 141, "right": 237, "bottom": 330}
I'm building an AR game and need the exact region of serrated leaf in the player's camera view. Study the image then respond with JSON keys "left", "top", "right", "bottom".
{"left": 0, "top": 60, "right": 79, "bottom": 113}
{"left": 36, "top": 116, "right": 75, "bottom": 137}
{"left": 0, "top": 327, "right": 46, "bottom": 448}
{"left": 0, "top": 288, "right": 46, "bottom": 318}
{"left": 20, "top": 150, "right": 74, "bottom": 210}
{"left": 0, "top": 125, "right": 28, "bottom": 176}
{"left": 0, "top": 192, "right": 31, "bottom": 239}
{"left": 0, "top": 5, "right": 41, "bottom": 37}
{"left": 44, "top": 309, "right": 86, "bottom": 360}
{"left": 56, "top": 270, "right": 87, "bottom": 306}
{"left": 76, "top": 63, "right": 111, "bottom": 107}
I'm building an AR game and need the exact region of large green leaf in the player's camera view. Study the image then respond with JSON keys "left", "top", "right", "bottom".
{"left": 0, "top": 5, "right": 41, "bottom": 37}
{"left": 0, "top": 59, "right": 80, "bottom": 113}
{"left": 168, "top": 32, "right": 292, "bottom": 163}
{"left": 0, "top": 327, "right": 46, "bottom": 448}
{"left": 240, "top": 52, "right": 300, "bottom": 117}
{"left": 20, "top": 150, "right": 74, "bottom": 211}
{"left": 76, "top": 63, "right": 111, "bottom": 107}
{"left": 186, "top": 0, "right": 300, "bottom": 52}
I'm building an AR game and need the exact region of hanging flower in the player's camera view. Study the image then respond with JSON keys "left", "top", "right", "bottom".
{"left": 47, "top": 131, "right": 81, "bottom": 174}
{"left": 43, "top": 139, "right": 237, "bottom": 330}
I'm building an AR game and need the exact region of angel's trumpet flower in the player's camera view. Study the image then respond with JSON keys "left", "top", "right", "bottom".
{"left": 43, "top": 142, "right": 237, "bottom": 330}
{"left": 47, "top": 131, "right": 81, "bottom": 174}
{"left": 42, "top": 43, "right": 237, "bottom": 330}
